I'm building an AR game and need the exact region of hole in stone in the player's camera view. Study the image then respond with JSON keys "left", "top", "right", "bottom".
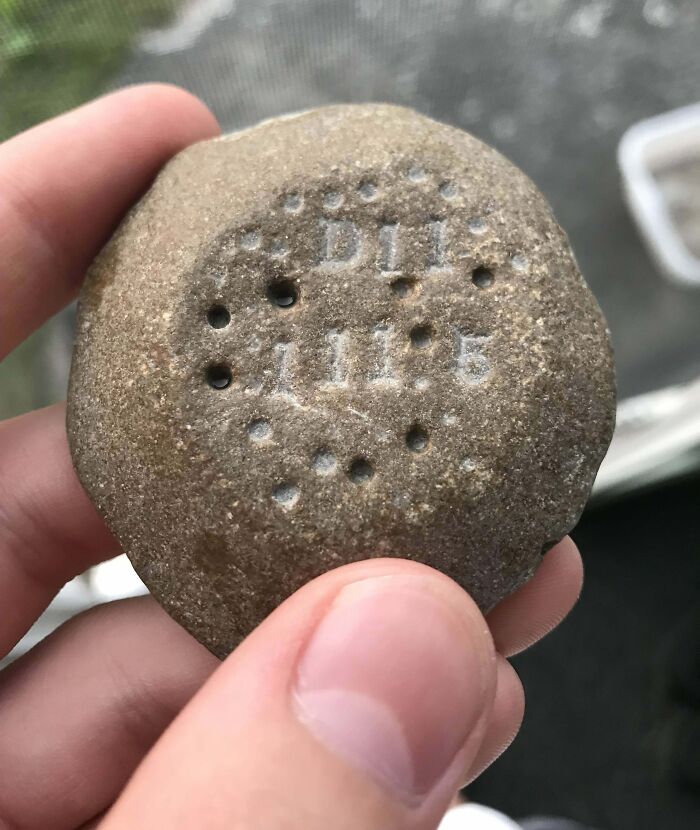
{"left": 311, "top": 449, "right": 337, "bottom": 475}
{"left": 358, "top": 180, "right": 378, "bottom": 200}
{"left": 283, "top": 193, "right": 303, "bottom": 212}
{"left": 207, "top": 304, "right": 231, "bottom": 329}
{"left": 390, "top": 277, "right": 416, "bottom": 298}
{"left": 323, "top": 191, "right": 343, "bottom": 209}
{"left": 410, "top": 324, "right": 433, "bottom": 349}
{"left": 267, "top": 278, "right": 298, "bottom": 308}
{"left": 270, "top": 238, "right": 289, "bottom": 258}
{"left": 406, "top": 425, "right": 429, "bottom": 453}
{"left": 248, "top": 418, "right": 272, "bottom": 442}
{"left": 272, "top": 482, "right": 300, "bottom": 509}
{"left": 241, "top": 230, "right": 261, "bottom": 250}
{"left": 468, "top": 217, "right": 487, "bottom": 234}
{"left": 348, "top": 457, "right": 374, "bottom": 484}
{"left": 472, "top": 266, "right": 494, "bottom": 288}
{"left": 206, "top": 363, "right": 232, "bottom": 390}
{"left": 407, "top": 165, "right": 426, "bottom": 182}
{"left": 439, "top": 181, "right": 457, "bottom": 199}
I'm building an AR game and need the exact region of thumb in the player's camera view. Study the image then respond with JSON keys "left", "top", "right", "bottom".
{"left": 101, "top": 559, "right": 499, "bottom": 830}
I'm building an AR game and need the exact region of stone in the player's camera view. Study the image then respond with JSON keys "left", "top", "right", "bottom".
{"left": 67, "top": 104, "right": 616, "bottom": 658}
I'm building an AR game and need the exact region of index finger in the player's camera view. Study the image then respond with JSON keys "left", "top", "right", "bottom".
{"left": 0, "top": 83, "right": 219, "bottom": 360}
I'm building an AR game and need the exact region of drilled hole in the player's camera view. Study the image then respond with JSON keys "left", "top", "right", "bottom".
{"left": 406, "top": 425, "right": 429, "bottom": 453}
{"left": 272, "top": 482, "right": 300, "bottom": 509}
{"left": 206, "top": 363, "right": 232, "bottom": 390}
{"left": 283, "top": 193, "right": 303, "bottom": 212}
{"left": 390, "top": 277, "right": 416, "bottom": 298}
{"left": 348, "top": 457, "right": 374, "bottom": 484}
{"left": 267, "top": 278, "right": 298, "bottom": 308}
{"left": 207, "top": 304, "right": 231, "bottom": 329}
{"left": 248, "top": 418, "right": 272, "bottom": 442}
{"left": 269, "top": 238, "right": 289, "bottom": 258}
{"left": 358, "top": 180, "right": 378, "bottom": 200}
{"left": 472, "top": 266, "right": 494, "bottom": 288}
{"left": 410, "top": 324, "right": 433, "bottom": 349}
{"left": 240, "top": 230, "right": 261, "bottom": 250}
{"left": 311, "top": 449, "right": 337, "bottom": 475}
{"left": 323, "top": 191, "right": 343, "bottom": 209}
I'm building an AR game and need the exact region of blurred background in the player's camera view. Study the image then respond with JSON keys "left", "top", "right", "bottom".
{"left": 1, "top": 2, "right": 699, "bottom": 829}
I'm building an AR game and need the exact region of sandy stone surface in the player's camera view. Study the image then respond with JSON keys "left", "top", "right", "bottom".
{"left": 67, "top": 105, "right": 615, "bottom": 657}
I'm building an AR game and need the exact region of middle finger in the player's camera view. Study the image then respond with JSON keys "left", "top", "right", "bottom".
{"left": 486, "top": 536, "right": 584, "bottom": 657}
{"left": 0, "top": 404, "right": 118, "bottom": 657}
{"left": 0, "top": 596, "right": 217, "bottom": 830}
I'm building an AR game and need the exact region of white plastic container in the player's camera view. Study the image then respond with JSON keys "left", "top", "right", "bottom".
{"left": 618, "top": 101, "right": 700, "bottom": 286}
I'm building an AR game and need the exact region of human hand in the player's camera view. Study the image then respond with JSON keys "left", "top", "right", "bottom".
{"left": 0, "top": 85, "right": 584, "bottom": 830}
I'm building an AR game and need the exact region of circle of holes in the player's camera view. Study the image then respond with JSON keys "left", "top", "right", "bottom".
{"left": 201, "top": 166, "right": 527, "bottom": 508}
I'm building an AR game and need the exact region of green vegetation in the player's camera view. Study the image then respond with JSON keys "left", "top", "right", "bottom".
{"left": 0, "top": 0, "right": 181, "bottom": 418}
{"left": 0, "top": 0, "right": 180, "bottom": 140}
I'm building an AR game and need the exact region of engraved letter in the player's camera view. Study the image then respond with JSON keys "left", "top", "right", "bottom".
{"left": 378, "top": 223, "right": 400, "bottom": 273}
{"left": 273, "top": 341, "right": 298, "bottom": 400}
{"left": 427, "top": 219, "right": 449, "bottom": 271}
{"left": 319, "top": 219, "right": 362, "bottom": 267}
{"left": 369, "top": 324, "right": 398, "bottom": 385}
{"left": 323, "top": 328, "right": 349, "bottom": 388}
{"left": 454, "top": 331, "right": 491, "bottom": 384}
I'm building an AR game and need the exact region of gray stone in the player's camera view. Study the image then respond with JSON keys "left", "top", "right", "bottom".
{"left": 67, "top": 105, "right": 616, "bottom": 658}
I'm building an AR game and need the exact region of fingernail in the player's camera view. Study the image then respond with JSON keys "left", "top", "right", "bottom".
{"left": 292, "top": 575, "right": 493, "bottom": 802}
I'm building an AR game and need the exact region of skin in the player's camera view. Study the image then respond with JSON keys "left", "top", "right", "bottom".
{"left": 0, "top": 85, "right": 585, "bottom": 830}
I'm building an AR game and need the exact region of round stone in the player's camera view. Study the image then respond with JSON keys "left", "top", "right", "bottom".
{"left": 67, "top": 104, "right": 616, "bottom": 658}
